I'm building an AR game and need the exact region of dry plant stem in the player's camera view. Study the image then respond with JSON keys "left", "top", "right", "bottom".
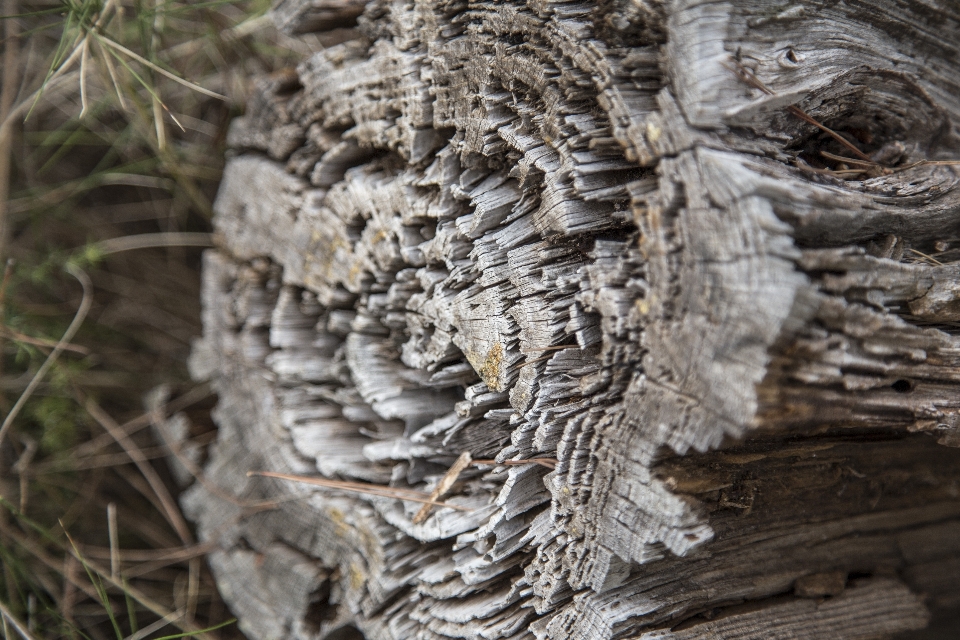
{"left": 81, "top": 394, "right": 194, "bottom": 545}
{"left": 119, "top": 515, "right": 266, "bottom": 579}
{"left": 0, "top": 600, "right": 41, "bottom": 640}
{"left": 525, "top": 353, "right": 570, "bottom": 366}
{"left": 81, "top": 540, "right": 215, "bottom": 564}
{"left": 151, "top": 0, "right": 167, "bottom": 149}
{"left": 71, "top": 384, "right": 212, "bottom": 461}
{"left": 79, "top": 37, "right": 90, "bottom": 118}
{"left": 25, "top": 596, "right": 33, "bottom": 635}
{"left": 97, "top": 37, "right": 127, "bottom": 110}
{"left": 908, "top": 248, "right": 944, "bottom": 266}
{"left": 93, "top": 35, "right": 228, "bottom": 102}
{"left": 520, "top": 344, "right": 578, "bottom": 354}
{"left": 73, "top": 470, "right": 181, "bottom": 550}
{"left": 249, "top": 471, "right": 474, "bottom": 511}
{"left": 472, "top": 458, "right": 558, "bottom": 470}
{"left": 0, "top": 264, "right": 93, "bottom": 452}
{"left": 78, "top": 410, "right": 200, "bottom": 608}
{"left": 0, "top": 326, "right": 90, "bottom": 355}
{"left": 34, "top": 441, "right": 206, "bottom": 474}
{"left": 5, "top": 175, "right": 176, "bottom": 215}
{"left": 125, "top": 609, "right": 183, "bottom": 640}
{"left": 91, "top": 0, "right": 117, "bottom": 33}
{"left": 107, "top": 503, "right": 119, "bottom": 582}
{"left": 729, "top": 60, "right": 873, "bottom": 162}
{"left": 819, "top": 150, "right": 881, "bottom": 168}
{"left": 12, "top": 436, "right": 36, "bottom": 512}
{"left": 30, "top": 43, "right": 85, "bottom": 117}
{"left": 92, "top": 232, "right": 214, "bottom": 256}
{"left": 413, "top": 451, "right": 472, "bottom": 524}
{"left": 152, "top": 95, "right": 166, "bottom": 150}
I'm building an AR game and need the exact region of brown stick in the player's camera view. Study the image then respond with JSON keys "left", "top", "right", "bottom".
{"left": 0, "top": 325, "right": 90, "bottom": 355}
{"left": 81, "top": 393, "right": 195, "bottom": 545}
{"left": 249, "top": 471, "right": 474, "bottom": 511}
{"left": 472, "top": 457, "right": 558, "bottom": 470}
{"left": 68, "top": 384, "right": 212, "bottom": 461}
{"left": 727, "top": 59, "right": 874, "bottom": 163}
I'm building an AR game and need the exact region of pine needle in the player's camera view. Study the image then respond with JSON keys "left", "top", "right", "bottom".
{"left": 472, "top": 457, "right": 558, "bottom": 470}
{"left": 248, "top": 471, "right": 474, "bottom": 511}
{"left": 96, "top": 36, "right": 128, "bottom": 110}
{"left": 727, "top": 59, "right": 873, "bottom": 163}
{"left": 90, "top": 232, "right": 214, "bottom": 256}
{"left": 0, "top": 324, "right": 90, "bottom": 354}
{"left": 78, "top": 36, "right": 90, "bottom": 117}
{"left": 95, "top": 34, "right": 227, "bottom": 101}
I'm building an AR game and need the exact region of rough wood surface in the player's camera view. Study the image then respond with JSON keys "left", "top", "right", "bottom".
{"left": 181, "top": 1, "right": 960, "bottom": 638}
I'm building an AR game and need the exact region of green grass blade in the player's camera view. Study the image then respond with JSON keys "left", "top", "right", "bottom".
{"left": 63, "top": 530, "right": 124, "bottom": 640}
{"left": 123, "top": 580, "right": 139, "bottom": 636}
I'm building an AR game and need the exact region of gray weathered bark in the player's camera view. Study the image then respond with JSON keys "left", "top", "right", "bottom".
{"left": 178, "top": 1, "right": 960, "bottom": 638}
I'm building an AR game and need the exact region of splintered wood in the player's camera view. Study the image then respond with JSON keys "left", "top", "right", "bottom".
{"left": 182, "top": 1, "right": 960, "bottom": 638}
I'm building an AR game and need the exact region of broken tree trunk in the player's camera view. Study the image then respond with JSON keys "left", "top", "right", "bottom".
{"left": 179, "top": 1, "right": 960, "bottom": 638}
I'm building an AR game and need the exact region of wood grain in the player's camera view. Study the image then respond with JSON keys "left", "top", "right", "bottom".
{"left": 180, "top": 1, "right": 960, "bottom": 638}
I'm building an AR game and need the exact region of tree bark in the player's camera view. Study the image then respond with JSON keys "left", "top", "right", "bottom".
{"left": 180, "top": 1, "right": 960, "bottom": 638}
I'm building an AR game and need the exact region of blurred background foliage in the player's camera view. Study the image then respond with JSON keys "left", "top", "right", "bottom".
{"left": 0, "top": 1, "right": 312, "bottom": 637}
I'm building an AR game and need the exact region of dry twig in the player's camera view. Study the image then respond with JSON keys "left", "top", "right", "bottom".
{"left": 249, "top": 471, "right": 474, "bottom": 512}
{"left": 472, "top": 457, "right": 558, "bottom": 470}
{"left": 728, "top": 58, "right": 960, "bottom": 180}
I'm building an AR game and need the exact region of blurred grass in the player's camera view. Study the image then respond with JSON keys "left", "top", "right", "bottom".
{"left": 0, "top": 1, "right": 307, "bottom": 637}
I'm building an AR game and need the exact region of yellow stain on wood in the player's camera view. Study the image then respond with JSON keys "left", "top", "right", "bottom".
{"left": 349, "top": 562, "right": 366, "bottom": 590}
{"left": 327, "top": 507, "right": 351, "bottom": 537}
{"left": 348, "top": 261, "right": 365, "bottom": 285}
{"left": 468, "top": 343, "right": 504, "bottom": 392}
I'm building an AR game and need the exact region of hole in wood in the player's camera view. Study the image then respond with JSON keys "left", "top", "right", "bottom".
{"left": 303, "top": 580, "right": 337, "bottom": 633}
{"left": 891, "top": 379, "right": 914, "bottom": 393}
{"left": 325, "top": 624, "right": 366, "bottom": 640}
{"left": 784, "top": 70, "right": 948, "bottom": 180}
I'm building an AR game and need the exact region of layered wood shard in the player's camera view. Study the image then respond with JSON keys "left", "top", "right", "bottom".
{"left": 183, "top": 0, "right": 960, "bottom": 638}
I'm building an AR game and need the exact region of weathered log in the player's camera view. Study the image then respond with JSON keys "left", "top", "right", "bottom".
{"left": 180, "top": 0, "right": 960, "bottom": 638}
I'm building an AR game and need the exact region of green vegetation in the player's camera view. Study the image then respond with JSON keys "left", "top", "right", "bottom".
{"left": 0, "top": 1, "right": 299, "bottom": 636}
